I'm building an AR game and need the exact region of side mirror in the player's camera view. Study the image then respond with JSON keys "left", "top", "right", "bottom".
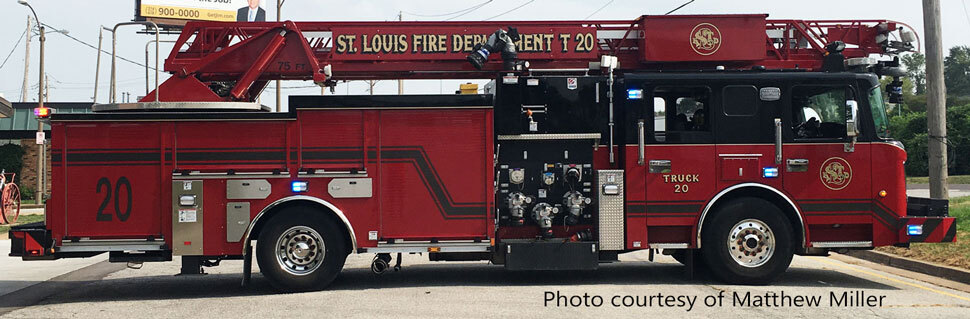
{"left": 846, "top": 100, "right": 859, "bottom": 137}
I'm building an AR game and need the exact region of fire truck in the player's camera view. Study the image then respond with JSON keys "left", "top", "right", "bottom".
{"left": 9, "top": 14, "right": 957, "bottom": 291}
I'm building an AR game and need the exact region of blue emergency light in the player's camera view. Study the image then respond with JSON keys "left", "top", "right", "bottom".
{"left": 627, "top": 89, "right": 643, "bottom": 100}
{"left": 291, "top": 181, "right": 308, "bottom": 193}
{"left": 907, "top": 224, "right": 923, "bottom": 236}
{"left": 763, "top": 167, "right": 779, "bottom": 178}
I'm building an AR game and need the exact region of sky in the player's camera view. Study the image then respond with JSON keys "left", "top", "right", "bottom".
{"left": 0, "top": 0, "right": 969, "bottom": 111}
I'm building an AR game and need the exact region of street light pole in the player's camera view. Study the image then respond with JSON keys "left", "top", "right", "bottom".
{"left": 19, "top": 0, "right": 45, "bottom": 204}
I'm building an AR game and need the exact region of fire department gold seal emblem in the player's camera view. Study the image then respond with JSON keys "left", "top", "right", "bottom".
{"left": 820, "top": 157, "right": 852, "bottom": 190}
{"left": 690, "top": 23, "right": 721, "bottom": 56}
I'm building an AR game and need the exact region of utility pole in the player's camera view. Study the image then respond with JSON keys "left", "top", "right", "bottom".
{"left": 21, "top": 16, "right": 31, "bottom": 102}
{"left": 923, "top": 0, "right": 949, "bottom": 199}
{"left": 397, "top": 11, "right": 404, "bottom": 95}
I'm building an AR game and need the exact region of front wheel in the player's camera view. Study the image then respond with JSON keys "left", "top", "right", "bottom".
{"left": 256, "top": 207, "right": 348, "bottom": 292}
{"left": 701, "top": 197, "right": 794, "bottom": 284}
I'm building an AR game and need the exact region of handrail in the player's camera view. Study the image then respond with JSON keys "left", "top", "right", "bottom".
{"left": 111, "top": 22, "right": 159, "bottom": 103}
{"left": 145, "top": 39, "right": 177, "bottom": 97}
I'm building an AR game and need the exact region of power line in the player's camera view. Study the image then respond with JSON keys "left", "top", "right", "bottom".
{"left": 665, "top": 0, "right": 696, "bottom": 15}
{"left": 963, "top": 0, "right": 970, "bottom": 28}
{"left": 484, "top": 0, "right": 535, "bottom": 21}
{"left": 402, "top": 0, "right": 492, "bottom": 18}
{"left": 444, "top": 1, "right": 493, "bottom": 21}
{"left": 41, "top": 22, "right": 155, "bottom": 71}
{"left": 0, "top": 27, "right": 28, "bottom": 71}
{"left": 585, "top": 0, "right": 615, "bottom": 20}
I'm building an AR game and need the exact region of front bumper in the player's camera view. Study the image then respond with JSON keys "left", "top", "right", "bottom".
{"left": 899, "top": 197, "right": 957, "bottom": 244}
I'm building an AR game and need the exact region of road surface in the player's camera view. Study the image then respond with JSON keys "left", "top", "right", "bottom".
{"left": 1, "top": 250, "right": 968, "bottom": 318}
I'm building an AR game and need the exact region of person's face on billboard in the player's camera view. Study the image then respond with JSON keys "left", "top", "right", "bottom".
{"left": 248, "top": 0, "right": 260, "bottom": 9}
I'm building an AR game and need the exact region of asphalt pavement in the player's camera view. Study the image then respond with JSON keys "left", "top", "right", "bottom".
{"left": 1, "top": 250, "right": 969, "bottom": 318}
{"left": 0, "top": 240, "right": 107, "bottom": 297}
{"left": 1, "top": 184, "right": 968, "bottom": 317}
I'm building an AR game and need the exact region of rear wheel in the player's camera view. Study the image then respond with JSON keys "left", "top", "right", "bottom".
{"left": 256, "top": 207, "right": 348, "bottom": 292}
{"left": 1, "top": 183, "right": 21, "bottom": 224}
{"left": 701, "top": 197, "right": 794, "bottom": 284}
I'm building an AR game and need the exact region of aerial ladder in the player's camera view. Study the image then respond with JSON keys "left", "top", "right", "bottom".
{"left": 131, "top": 14, "right": 916, "bottom": 103}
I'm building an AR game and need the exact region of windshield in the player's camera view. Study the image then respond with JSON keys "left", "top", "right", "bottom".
{"left": 868, "top": 86, "right": 891, "bottom": 139}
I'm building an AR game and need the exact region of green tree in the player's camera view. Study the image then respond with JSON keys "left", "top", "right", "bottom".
{"left": 944, "top": 46, "right": 970, "bottom": 97}
{"left": 901, "top": 52, "right": 926, "bottom": 95}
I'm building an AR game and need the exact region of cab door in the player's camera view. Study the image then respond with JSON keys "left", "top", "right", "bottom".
{"left": 782, "top": 84, "right": 872, "bottom": 244}
{"left": 642, "top": 84, "right": 717, "bottom": 246}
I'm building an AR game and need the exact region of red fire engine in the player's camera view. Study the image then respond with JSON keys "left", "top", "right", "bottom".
{"left": 9, "top": 14, "right": 957, "bottom": 291}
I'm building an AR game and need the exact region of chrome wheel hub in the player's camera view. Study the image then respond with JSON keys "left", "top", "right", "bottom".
{"left": 276, "top": 226, "right": 325, "bottom": 275}
{"left": 727, "top": 219, "right": 775, "bottom": 268}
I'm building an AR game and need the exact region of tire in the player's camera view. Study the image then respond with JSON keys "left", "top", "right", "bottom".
{"left": 256, "top": 206, "right": 348, "bottom": 292}
{"left": 701, "top": 197, "right": 794, "bottom": 285}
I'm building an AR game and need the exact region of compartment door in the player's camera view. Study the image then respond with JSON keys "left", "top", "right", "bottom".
{"left": 61, "top": 123, "right": 165, "bottom": 239}
{"left": 378, "top": 109, "right": 491, "bottom": 240}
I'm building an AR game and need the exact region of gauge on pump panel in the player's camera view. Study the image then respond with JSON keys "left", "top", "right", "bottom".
{"left": 542, "top": 172, "right": 556, "bottom": 185}
{"left": 509, "top": 169, "right": 526, "bottom": 184}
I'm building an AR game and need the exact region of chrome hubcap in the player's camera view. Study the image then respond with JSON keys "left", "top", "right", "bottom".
{"left": 276, "top": 226, "right": 325, "bottom": 275}
{"left": 727, "top": 219, "right": 775, "bottom": 268}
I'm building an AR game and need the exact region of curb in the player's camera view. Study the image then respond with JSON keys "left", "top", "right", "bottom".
{"left": 20, "top": 205, "right": 43, "bottom": 209}
{"left": 843, "top": 250, "right": 970, "bottom": 284}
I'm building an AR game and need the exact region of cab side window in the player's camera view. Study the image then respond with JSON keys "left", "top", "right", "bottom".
{"left": 652, "top": 86, "right": 712, "bottom": 143}
{"left": 791, "top": 86, "right": 851, "bottom": 139}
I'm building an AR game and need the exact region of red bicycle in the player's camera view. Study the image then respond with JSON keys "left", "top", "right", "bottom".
{"left": 1, "top": 169, "right": 21, "bottom": 224}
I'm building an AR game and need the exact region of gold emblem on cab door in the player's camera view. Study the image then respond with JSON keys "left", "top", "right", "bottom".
{"left": 820, "top": 157, "right": 852, "bottom": 190}
{"left": 690, "top": 23, "right": 721, "bottom": 56}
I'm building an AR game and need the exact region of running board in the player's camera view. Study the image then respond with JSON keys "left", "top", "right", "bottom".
{"left": 650, "top": 243, "right": 689, "bottom": 249}
{"left": 811, "top": 241, "right": 872, "bottom": 248}
{"left": 59, "top": 239, "right": 167, "bottom": 252}
{"left": 363, "top": 240, "right": 491, "bottom": 253}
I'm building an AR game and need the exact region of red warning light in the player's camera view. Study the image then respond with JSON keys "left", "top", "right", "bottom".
{"left": 33, "top": 107, "right": 51, "bottom": 118}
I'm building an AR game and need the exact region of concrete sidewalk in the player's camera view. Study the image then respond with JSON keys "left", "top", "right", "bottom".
{"left": 0, "top": 240, "right": 107, "bottom": 297}
{"left": 15, "top": 208, "right": 44, "bottom": 216}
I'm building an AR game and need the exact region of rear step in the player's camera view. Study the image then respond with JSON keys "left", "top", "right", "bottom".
{"left": 9, "top": 222, "right": 167, "bottom": 260}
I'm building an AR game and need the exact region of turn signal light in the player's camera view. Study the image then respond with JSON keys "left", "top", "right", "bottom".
{"left": 878, "top": 190, "right": 887, "bottom": 198}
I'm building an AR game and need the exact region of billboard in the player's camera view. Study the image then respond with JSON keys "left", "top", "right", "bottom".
{"left": 138, "top": 0, "right": 270, "bottom": 23}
